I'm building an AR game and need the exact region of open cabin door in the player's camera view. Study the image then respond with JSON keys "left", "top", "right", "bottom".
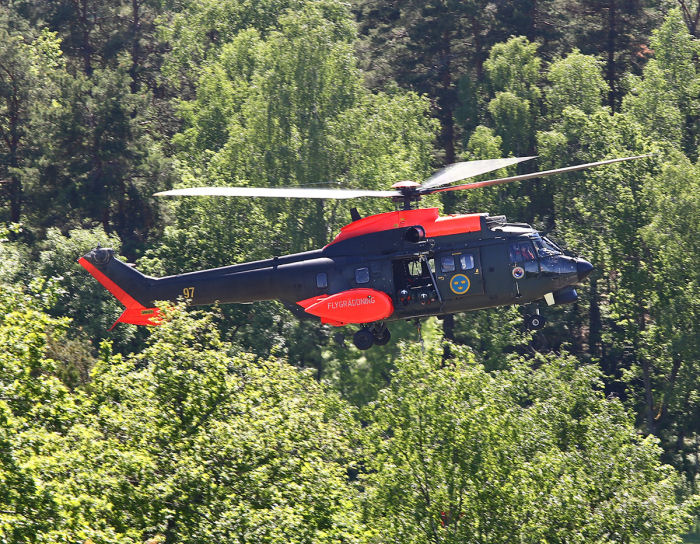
{"left": 392, "top": 256, "right": 441, "bottom": 308}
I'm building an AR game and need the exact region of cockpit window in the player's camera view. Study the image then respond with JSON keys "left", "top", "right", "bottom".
{"left": 532, "top": 235, "right": 562, "bottom": 257}
{"left": 543, "top": 237, "right": 562, "bottom": 253}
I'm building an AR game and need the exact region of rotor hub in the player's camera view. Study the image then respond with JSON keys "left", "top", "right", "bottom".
{"left": 389, "top": 181, "right": 423, "bottom": 209}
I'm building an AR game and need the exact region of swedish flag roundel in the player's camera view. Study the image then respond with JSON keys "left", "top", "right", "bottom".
{"left": 449, "top": 274, "right": 471, "bottom": 294}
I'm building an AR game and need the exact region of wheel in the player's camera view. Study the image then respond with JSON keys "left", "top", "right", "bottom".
{"left": 526, "top": 313, "right": 546, "bottom": 330}
{"left": 373, "top": 327, "right": 391, "bottom": 346}
{"left": 353, "top": 328, "right": 374, "bottom": 350}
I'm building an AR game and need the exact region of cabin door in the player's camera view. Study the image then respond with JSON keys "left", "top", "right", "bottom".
{"left": 434, "top": 250, "right": 484, "bottom": 299}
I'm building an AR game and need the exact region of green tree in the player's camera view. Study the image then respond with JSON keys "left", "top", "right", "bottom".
{"left": 0, "top": 269, "right": 81, "bottom": 541}
{"left": 623, "top": 9, "right": 700, "bottom": 158}
{"left": 545, "top": 50, "right": 608, "bottom": 120}
{"left": 559, "top": 0, "right": 661, "bottom": 110}
{"left": 640, "top": 154, "right": 700, "bottom": 488}
{"left": 487, "top": 91, "right": 532, "bottom": 158}
{"left": 353, "top": 0, "right": 500, "bottom": 164}
{"left": 167, "top": 3, "right": 434, "bottom": 249}
{"left": 33, "top": 307, "right": 365, "bottom": 543}
{"left": 6, "top": 0, "right": 177, "bottom": 247}
{"left": 483, "top": 36, "right": 542, "bottom": 103}
{"left": 536, "top": 74, "right": 700, "bottom": 494}
{"left": 161, "top": 0, "right": 318, "bottom": 95}
{"left": 483, "top": 36, "right": 541, "bottom": 158}
{"left": 490, "top": 0, "right": 568, "bottom": 47}
{"left": 536, "top": 108, "right": 654, "bottom": 370}
{"left": 0, "top": 10, "right": 65, "bottom": 223}
{"left": 362, "top": 343, "right": 694, "bottom": 543}
{"left": 18, "top": 0, "right": 163, "bottom": 81}
{"left": 28, "top": 65, "right": 174, "bottom": 250}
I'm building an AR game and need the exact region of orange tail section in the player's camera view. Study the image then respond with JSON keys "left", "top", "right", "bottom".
{"left": 78, "top": 256, "right": 161, "bottom": 329}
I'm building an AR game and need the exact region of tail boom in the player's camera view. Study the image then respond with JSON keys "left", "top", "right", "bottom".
{"left": 79, "top": 247, "right": 286, "bottom": 328}
{"left": 80, "top": 247, "right": 331, "bottom": 329}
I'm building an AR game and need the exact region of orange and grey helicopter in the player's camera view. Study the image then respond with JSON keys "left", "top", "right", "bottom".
{"left": 80, "top": 155, "right": 646, "bottom": 349}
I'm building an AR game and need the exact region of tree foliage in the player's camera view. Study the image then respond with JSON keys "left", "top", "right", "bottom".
{"left": 0, "top": 1, "right": 699, "bottom": 540}
{"left": 363, "top": 344, "right": 693, "bottom": 543}
{"left": 0, "top": 279, "right": 694, "bottom": 542}
{"left": 0, "top": 9, "right": 64, "bottom": 223}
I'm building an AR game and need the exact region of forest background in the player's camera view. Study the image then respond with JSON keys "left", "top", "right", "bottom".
{"left": 0, "top": 0, "right": 699, "bottom": 542}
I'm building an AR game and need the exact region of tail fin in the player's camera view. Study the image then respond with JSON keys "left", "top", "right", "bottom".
{"left": 78, "top": 247, "right": 161, "bottom": 329}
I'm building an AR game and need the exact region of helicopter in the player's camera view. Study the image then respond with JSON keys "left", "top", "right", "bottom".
{"left": 79, "top": 154, "right": 647, "bottom": 350}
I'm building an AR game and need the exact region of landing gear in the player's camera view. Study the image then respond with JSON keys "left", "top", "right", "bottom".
{"left": 352, "top": 323, "right": 391, "bottom": 350}
{"left": 353, "top": 328, "right": 374, "bottom": 350}
{"left": 525, "top": 311, "right": 547, "bottom": 330}
{"left": 373, "top": 327, "right": 391, "bottom": 346}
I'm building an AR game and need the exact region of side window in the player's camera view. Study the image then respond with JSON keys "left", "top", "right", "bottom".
{"left": 459, "top": 254, "right": 475, "bottom": 270}
{"left": 440, "top": 256, "right": 456, "bottom": 273}
{"left": 355, "top": 267, "right": 370, "bottom": 284}
{"left": 316, "top": 272, "right": 328, "bottom": 289}
{"left": 510, "top": 242, "right": 536, "bottom": 263}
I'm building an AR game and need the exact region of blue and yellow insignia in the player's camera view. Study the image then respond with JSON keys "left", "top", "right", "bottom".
{"left": 449, "top": 274, "right": 470, "bottom": 294}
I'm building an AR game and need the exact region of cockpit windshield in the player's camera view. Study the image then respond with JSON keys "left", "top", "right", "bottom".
{"left": 532, "top": 234, "right": 562, "bottom": 257}
{"left": 543, "top": 236, "right": 563, "bottom": 253}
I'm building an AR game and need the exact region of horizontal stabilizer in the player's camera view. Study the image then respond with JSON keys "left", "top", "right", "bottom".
{"left": 110, "top": 307, "right": 161, "bottom": 330}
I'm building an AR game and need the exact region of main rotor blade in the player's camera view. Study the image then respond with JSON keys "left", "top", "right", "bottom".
{"left": 427, "top": 154, "right": 652, "bottom": 194}
{"left": 154, "top": 186, "right": 401, "bottom": 199}
{"left": 420, "top": 156, "right": 536, "bottom": 190}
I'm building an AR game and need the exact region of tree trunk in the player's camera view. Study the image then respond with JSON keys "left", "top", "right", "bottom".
{"left": 77, "top": 0, "right": 93, "bottom": 76}
{"left": 677, "top": 0, "right": 700, "bottom": 36}
{"left": 7, "top": 94, "right": 21, "bottom": 222}
{"left": 656, "top": 354, "right": 682, "bottom": 426}
{"left": 605, "top": 0, "right": 618, "bottom": 110}
{"left": 437, "top": 30, "right": 456, "bottom": 165}
{"left": 641, "top": 355, "right": 656, "bottom": 435}
{"left": 130, "top": 0, "right": 141, "bottom": 93}
{"left": 9, "top": 167, "right": 20, "bottom": 223}
{"left": 588, "top": 277, "right": 602, "bottom": 358}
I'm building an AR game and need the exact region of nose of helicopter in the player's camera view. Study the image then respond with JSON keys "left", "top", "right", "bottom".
{"left": 576, "top": 258, "right": 594, "bottom": 281}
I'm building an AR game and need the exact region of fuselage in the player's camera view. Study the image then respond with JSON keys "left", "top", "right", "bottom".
{"left": 80, "top": 208, "right": 593, "bottom": 328}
